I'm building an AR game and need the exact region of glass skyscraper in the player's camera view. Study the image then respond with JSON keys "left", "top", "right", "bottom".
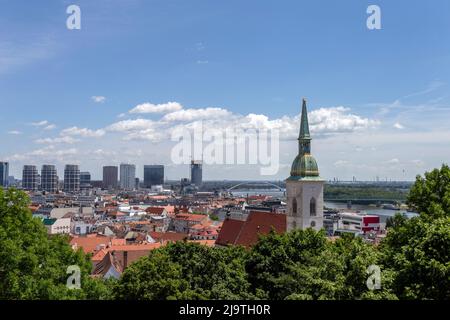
{"left": 190, "top": 160, "right": 203, "bottom": 186}
{"left": 0, "top": 162, "right": 9, "bottom": 187}
{"left": 144, "top": 165, "right": 164, "bottom": 187}
{"left": 103, "top": 166, "right": 118, "bottom": 190}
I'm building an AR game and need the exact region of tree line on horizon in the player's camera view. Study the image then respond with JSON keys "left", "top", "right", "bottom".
{"left": 0, "top": 165, "right": 449, "bottom": 300}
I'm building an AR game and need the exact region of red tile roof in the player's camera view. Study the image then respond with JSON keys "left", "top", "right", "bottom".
{"left": 216, "top": 211, "right": 286, "bottom": 248}
{"left": 70, "top": 235, "right": 112, "bottom": 254}
{"left": 174, "top": 213, "right": 207, "bottom": 222}
{"left": 146, "top": 207, "right": 166, "bottom": 215}
{"left": 149, "top": 231, "right": 188, "bottom": 242}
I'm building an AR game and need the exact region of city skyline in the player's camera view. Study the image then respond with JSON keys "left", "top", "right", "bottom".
{"left": 1, "top": 1, "right": 450, "bottom": 181}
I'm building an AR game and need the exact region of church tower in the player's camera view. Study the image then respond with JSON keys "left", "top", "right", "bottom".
{"left": 286, "top": 99, "right": 324, "bottom": 231}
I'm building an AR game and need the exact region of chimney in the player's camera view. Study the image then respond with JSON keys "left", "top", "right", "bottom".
{"left": 123, "top": 251, "right": 128, "bottom": 269}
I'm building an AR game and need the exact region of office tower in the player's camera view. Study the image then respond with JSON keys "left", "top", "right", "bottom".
{"left": 0, "top": 162, "right": 9, "bottom": 187}
{"left": 190, "top": 160, "right": 203, "bottom": 186}
{"left": 64, "top": 164, "right": 80, "bottom": 193}
{"left": 135, "top": 177, "right": 140, "bottom": 189}
{"left": 22, "top": 165, "right": 39, "bottom": 191}
{"left": 41, "top": 165, "right": 58, "bottom": 193}
{"left": 80, "top": 171, "right": 91, "bottom": 190}
{"left": 143, "top": 165, "right": 164, "bottom": 187}
{"left": 103, "top": 166, "right": 118, "bottom": 189}
{"left": 120, "top": 163, "right": 136, "bottom": 190}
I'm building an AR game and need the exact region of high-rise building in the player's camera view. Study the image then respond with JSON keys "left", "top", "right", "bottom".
{"left": 0, "top": 162, "right": 9, "bottom": 187}
{"left": 80, "top": 172, "right": 91, "bottom": 190}
{"left": 22, "top": 165, "right": 39, "bottom": 191}
{"left": 64, "top": 164, "right": 80, "bottom": 193}
{"left": 103, "top": 166, "right": 118, "bottom": 189}
{"left": 286, "top": 99, "right": 324, "bottom": 231}
{"left": 190, "top": 160, "right": 203, "bottom": 186}
{"left": 144, "top": 165, "right": 164, "bottom": 187}
{"left": 135, "top": 177, "right": 140, "bottom": 189}
{"left": 41, "top": 165, "right": 58, "bottom": 193}
{"left": 120, "top": 164, "right": 136, "bottom": 190}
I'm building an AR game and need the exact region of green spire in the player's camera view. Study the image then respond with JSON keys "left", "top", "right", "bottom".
{"left": 299, "top": 98, "right": 311, "bottom": 140}
{"left": 289, "top": 98, "right": 320, "bottom": 179}
{"left": 298, "top": 98, "right": 311, "bottom": 156}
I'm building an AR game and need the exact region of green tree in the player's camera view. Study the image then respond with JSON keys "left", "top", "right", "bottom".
{"left": 115, "top": 241, "right": 254, "bottom": 300}
{"left": 407, "top": 164, "right": 450, "bottom": 217}
{"left": 0, "top": 188, "right": 111, "bottom": 299}
{"left": 381, "top": 211, "right": 450, "bottom": 299}
{"left": 381, "top": 165, "right": 450, "bottom": 299}
{"left": 246, "top": 229, "right": 394, "bottom": 300}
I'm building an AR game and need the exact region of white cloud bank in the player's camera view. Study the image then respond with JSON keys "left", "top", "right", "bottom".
{"left": 129, "top": 102, "right": 183, "bottom": 114}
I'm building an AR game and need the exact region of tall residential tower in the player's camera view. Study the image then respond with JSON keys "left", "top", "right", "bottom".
{"left": 64, "top": 164, "right": 80, "bottom": 193}
{"left": 120, "top": 163, "right": 136, "bottom": 190}
{"left": 41, "top": 165, "right": 58, "bottom": 193}
{"left": 22, "top": 165, "right": 39, "bottom": 191}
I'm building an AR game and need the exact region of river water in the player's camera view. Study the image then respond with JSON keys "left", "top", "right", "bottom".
{"left": 230, "top": 189, "right": 418, "bottom": 222}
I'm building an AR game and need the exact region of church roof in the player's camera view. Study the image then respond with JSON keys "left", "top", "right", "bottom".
{"left": 216, "top": 211, "right": 286, "bottom": 247}
{"left": 289, "top": 98, "right": 321, "bottom": 179}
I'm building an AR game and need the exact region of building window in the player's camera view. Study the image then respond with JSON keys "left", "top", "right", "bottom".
{"left": 310, "top": 197, "right": 316, "bottom": 216}
{"left": 292, "top": 198, "right": 297, "bottom": 216}
{"left": 311, "top": 221, "right": 316, "bottom": 228}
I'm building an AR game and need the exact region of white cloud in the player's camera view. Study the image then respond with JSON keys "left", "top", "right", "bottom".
{"left": 106, "top": 119, "right": 155, "bottom": 132}
{"left": 129, "top": 102, "right": 183, "bottom": 114}
{"left": 61, "top": 126, "right": 105, "bottom": 137}
{"left": 91, "top": 96, "right": 106, "bottom": 103}
{"left": 32, "top": 120, "right": 49, "bottom": 127}
{"left": 6, "top": 146, "right": 78, "bottom": 162}
{"left": 393, "top": 122, "right": 404, "bottom": 129}
{"left": 104, "top": 104, "right": 378, "bottom": 143}
{"left": 309, "top": 107, "right": 380, "bottom": 134}
{"left": 8, "top": 130, "right": 22, "bottom": 135}
{"left": 35, "top": 136, "right": 80, "bottom": 144}
{"left": 44, "top": 124, "right": 56, "bottom": 130}
{"left": 163, "top": 107, "right": 232, "bottom": 122}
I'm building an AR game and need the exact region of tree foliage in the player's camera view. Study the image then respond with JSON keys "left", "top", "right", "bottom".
{"left": 0, "top": 188, "right": 111, "bottom": 299}
{"left": 407, "top": 164, "right": 450, "bottom": 217}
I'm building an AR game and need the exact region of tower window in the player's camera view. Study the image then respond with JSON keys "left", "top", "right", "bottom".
{"left": 292, "top": 198, "right": 297, "bottom": 216}
{"left": 310, "top": 197, "right": 316, "bottom": 216}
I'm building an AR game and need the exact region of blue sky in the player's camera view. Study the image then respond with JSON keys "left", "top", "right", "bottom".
{"left": 1, "top": 0, "right": 450, "bottom": 181}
